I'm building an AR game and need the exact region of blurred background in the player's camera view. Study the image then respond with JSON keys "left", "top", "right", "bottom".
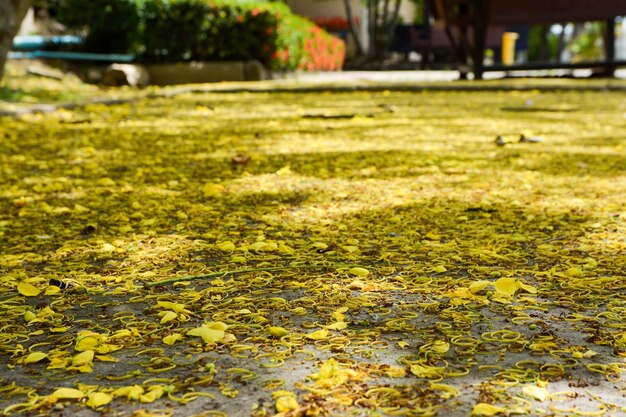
{"left": 2, "top": 0, "right": 626, "bottom": 84}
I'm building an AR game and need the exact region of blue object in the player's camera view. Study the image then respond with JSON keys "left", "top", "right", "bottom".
{"left": 8, "top": 50, "right": 135, "bottom": 62}
{"left": 12, "top": 35, "right": 83, "bottom": 51}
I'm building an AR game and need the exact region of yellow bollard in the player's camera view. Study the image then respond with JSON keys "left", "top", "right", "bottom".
{"left": 501, "top": 32, "right": 519, "bottom": 65}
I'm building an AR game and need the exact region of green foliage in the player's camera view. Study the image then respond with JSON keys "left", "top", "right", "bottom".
{"left": 568, "top": 22, "right": 604, "bottom": 62}
{"left": 203, "top": 5, "right": 280, "bottom": 64}
{"left": 54, "top": 0, "right": 345, "bottom": 70}
{"left": 409, "top": 0, "right": 426, "bottom": 25}
{"left": 55, "top": 0, "right": 143, "bottom": 54}
{"left": 142, "top": 0, "right": 211, "bottom": 62}
{"left": 527, "top": 25, "right": 560, "bottom": 62}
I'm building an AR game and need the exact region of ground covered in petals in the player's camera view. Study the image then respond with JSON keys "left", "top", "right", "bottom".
{"left": 0, "top": 81, "right": 625, "bottom": 417}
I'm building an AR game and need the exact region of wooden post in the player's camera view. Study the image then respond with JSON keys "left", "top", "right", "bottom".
{"left": 604, "top": 18, "right": 616, "bottom": 76}
{"left": 471, "top": 0, "right": 487, "bottom": 79}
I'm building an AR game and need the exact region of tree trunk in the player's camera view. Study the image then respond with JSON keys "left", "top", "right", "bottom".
{"left": 363, "top": 0, "right": 404, "bottom": 63}
{"left": 378, "top": 0, "right": 390, "bottom": 61}
{"left": 538, "top": 25, "right": 550, "bottom": 61}
{"left": 368, "top": 0, "right": 377, "bottom": 60}
{"left": 0, "top": 0, "right": 32, "bottom": 81}
{"left": 384, "top": 0, "right": 402, "bottom": 56}
{"left": 342, "top": 0, "right": 364, "bottom": 57}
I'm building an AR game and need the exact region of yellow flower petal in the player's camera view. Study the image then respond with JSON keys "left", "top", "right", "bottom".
{"left": 45, "top": 286, "right": 61, "bottom": 295}
{"left": 73, "top": 364, "right": 94, "bottom": 373}
{"left": 471, "top": 403, "right": 506, "bottom": 416}
{"left": 23, "top": 351, "right": 48, "bottom": 364}
{"left": 187, "top": 325, "right": 225, "bottom": 343}
{"left": 140, "top": 386, "right": 165, "bottom": 403}
{"left": 325, "top": 321, "right": 348, "bottom": 330}
{"left": 112, "top": 385, "right": 144, "bottom": 400}
{"left": 75, "top": 332, "right": 103, "bottom": 351}
{"left": 276, "top": 396, "right": 299, "bottom": 413}
{"left": 565, "top": 267, "right": 583, "bottom": 277}
{"left": 582, "top": 349, "right": 598, "bottom": 358}
{"left": 582, "top": 257, "right": 598, "bottom": 269}
{"left": 47, "top": 357, "right": 69, "bottom": 369}
{"left": 430, "top": 383, "right": 460, "bottom": 399}
{"left": 306, "top": 329, "right": 329, "bottom": 340}
{"left": 494, "top": 277, "right": 519, "bottom": 297}
{"left": 157, "top": 301, "right": 190, "bottom": 314}
{"left": 160, "top": 311, "right": 178, "bottom": 324}
{"left": 517, "top": 281, "right": 537, "bottom": 294}
{"left": 18, "top": 282, "right": 41, "bottom": 297}
{"left": 202, "top": 183, "right": 223, "bottom": 197}
{"left": 419, "top": 340, "right": 450, "bottom": 354}
{"left": 469, "top": 280, "right": 492, "bottom": 293}
{"left": 217, "top": 241, "right": 236, "bottom": 251}
{"left": 348, "top": 267, "right": 369, "bottom": 276}
{"left": 50, "top": 388, "right": 85, "bottom": 399}
{"left": 95, "top": 355, "right": 118, "bottom": 362}
{"left": 86, "top": 392, "right": 113, "bottom": 409}
{"left": 385, "top": 366, "right": 407, "bottom": 378}
{"left": 23, "top": 311, "right": 37, "bottom": 323}
{"left": 522, "top": 385, "right": 548, "bottom": 401}
{"left": 162, "top": 334, "right": 183, "bottom": 345}
{"left": 269, "top": 326, "right": 289, "bottom": 338}
{"left": 50, "top": 326, "right": 69, "bottom": 333}
{"left": 409, "top": 363, "right": 445, "bottom": 379}
{"left": 96, "top": 343, "right": 123, "bottom": 354}
{"left": 72, "top": 350, "right": 95, "bottom": 366}
{"left": 206, "top": 321, "right": 228, "bottom": 331}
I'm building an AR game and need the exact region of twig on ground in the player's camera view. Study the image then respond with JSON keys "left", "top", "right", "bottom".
{"left": 144, "top": 264, "right": 352, "bottom": 288}
{"left": 538, "top": 235, "right": 568, "bottom": 244}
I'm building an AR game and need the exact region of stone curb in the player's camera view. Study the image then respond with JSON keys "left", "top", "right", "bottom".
{"left": 2, "top": 78, "right": 625, "bottom": 118}
{"left": 99, "top": 61, "right": 269, "bottom": 87}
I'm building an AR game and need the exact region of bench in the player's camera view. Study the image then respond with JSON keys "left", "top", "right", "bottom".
{"left": 10, "top": 35, "right": 134, "bottom": 62}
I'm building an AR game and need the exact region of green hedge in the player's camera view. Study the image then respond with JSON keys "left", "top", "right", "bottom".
{"left": 55, "top": 0, "right": 142, "bottom": 54}
{"left": 55, "top": 0, "right": 345, "bottom": 71}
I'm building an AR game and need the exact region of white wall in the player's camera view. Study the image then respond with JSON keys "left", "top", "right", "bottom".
{"left": 285, "top": 0, "right": 362, "bottom": 19}
{"left": 617, "top": 21, "right": 626, "bottom": 60}
{"left": 284, "top": 0, "right": 417, "bottom": 55}
{"left": 285, "top": 0, "right": 414, "bottom": 23}
{"left": 18, "top": 7, "right": 36, "bottom": 36}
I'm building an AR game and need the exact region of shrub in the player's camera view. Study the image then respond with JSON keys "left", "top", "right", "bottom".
{"left": 202, "top": 5, "right": 280, "bottom": 64}
{"left": 54, "top": 0, "right": 345, "bottom": 71}
{"left": 54, "top": 0, "right": 142, "bottom": 54}
{"left": 267, "top": 5, "right": 345, "bottom": 71}
{"left": 142, "top": 0, "right": 211, "bottom": 62}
